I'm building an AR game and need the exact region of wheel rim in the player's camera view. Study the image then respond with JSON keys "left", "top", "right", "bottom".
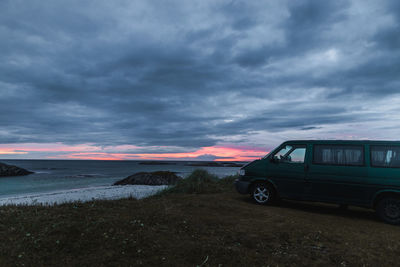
{"left": 385, "top": 200, "right": 400, "bottom": 219}
{"left": 253, "top": 185, "right": 269, "bottom": 203}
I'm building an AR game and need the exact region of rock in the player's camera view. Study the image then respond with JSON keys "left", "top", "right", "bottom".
{"left": 0, "top": 162, "right": 34, "bottom": 177}
{"left": 113, "top": 171, "right": 181, "bottom": 186}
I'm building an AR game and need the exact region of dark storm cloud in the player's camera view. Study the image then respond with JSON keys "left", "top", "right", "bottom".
{"left": 233, "top": 0, "right": 349, "bottom": 67}
{"left": 1, "top": 0, "right": 400, "bottom": 152}
{"left": 283, "top": 0, "right": 348, "bottom": 48}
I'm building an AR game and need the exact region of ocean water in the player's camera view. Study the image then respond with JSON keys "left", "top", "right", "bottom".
{"left": 0, "top": 160, "right": 244, "bottom": 198}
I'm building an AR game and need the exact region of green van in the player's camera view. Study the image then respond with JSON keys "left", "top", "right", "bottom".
{"left": 235, "top": 140, "right": 400, "bottom": 225}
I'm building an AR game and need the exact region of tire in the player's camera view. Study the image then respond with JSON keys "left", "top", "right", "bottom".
{"left": 376, "top": 197, "right": 400, "bottom": 225}
{"left": 251, "top": 183, "right": 275, "bottom": 205}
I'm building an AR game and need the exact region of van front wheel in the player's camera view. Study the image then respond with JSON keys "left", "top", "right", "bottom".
{"left": 376, "top": 197, "right": 400, "bottom": 225}
{"left": 251, "top": 183, "right": 275, "bottom": 205}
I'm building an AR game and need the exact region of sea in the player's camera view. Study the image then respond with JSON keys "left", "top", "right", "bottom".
{"left": 0, "top": 160, "right": 245, "bottom": 198}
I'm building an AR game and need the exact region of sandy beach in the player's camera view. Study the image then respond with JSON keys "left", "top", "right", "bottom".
{"left": 0, "top": 185, "right": 168, "bottom": 206}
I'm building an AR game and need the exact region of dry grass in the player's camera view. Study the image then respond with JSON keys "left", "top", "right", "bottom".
{"left": 0, "top": 173, "right": 399, "bottom": 266}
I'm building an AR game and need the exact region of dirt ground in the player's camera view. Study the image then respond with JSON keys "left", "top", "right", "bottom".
{"left": 0, "top": 191, "right": 399, "bottom": 266}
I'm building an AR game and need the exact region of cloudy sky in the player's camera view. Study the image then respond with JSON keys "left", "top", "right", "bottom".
{"left": 0, "top": 0, "right": 399, "bottom": 161}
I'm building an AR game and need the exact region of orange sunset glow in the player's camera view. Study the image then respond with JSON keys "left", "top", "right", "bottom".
{"left": 0, "top": 144, "right": 267, "bottom": 161}
{"left": 0, "top": 149, "right": 28, "bottom": 155}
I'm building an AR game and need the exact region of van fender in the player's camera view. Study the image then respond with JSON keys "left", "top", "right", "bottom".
{"left": 371, "top": 189, "right": 400, "bottom": 208}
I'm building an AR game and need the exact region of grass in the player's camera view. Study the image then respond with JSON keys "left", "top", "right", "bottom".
{"left": 0, "top": 170, "right": 399, "bottom": 266}
{"left": 158, "top": 169, "right": 238, "bottom": 194}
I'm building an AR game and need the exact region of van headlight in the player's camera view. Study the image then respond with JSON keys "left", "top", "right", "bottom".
{"left": 238, "top": 168, "right": 245, "bottom": 176}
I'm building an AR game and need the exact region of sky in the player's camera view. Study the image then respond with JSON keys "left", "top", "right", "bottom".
{"left": 0, "top": 0, "right": 399, "bottom": 161}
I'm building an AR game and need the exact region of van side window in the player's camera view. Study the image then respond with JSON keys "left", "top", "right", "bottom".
{"left": 371, "top": 146, "right": 400, "bottom": 168}
{"left": 313, "top": 145, "right": 364, "bottom": 166}
{"left": 286, "top": 147, "right": 306, "bottom": 163}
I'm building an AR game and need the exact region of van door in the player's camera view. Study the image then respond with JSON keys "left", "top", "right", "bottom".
{"left": 267, "top": 144, "right": 308, "bottom": 199}
{"left": 367, "top": 144, "right": 400, "bottom": 203}
{"left": 305, "top": 144, "right": 368, "bottom": 205}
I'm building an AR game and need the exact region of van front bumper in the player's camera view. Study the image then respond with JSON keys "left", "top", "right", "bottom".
{"left": 235, "top": 179, "right": 251, "bottom": 194}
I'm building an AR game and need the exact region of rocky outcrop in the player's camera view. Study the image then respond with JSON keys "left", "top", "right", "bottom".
{"left": 0, "top": 162, "right": 34, "bottom": 177}
{"left": 113, "top": 171, "right": 181, "bottom": 186}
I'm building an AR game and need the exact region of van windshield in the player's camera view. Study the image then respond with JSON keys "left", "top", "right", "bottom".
{"left": 262, "top": 145, "right": 292, "bottom": 159}
{"left": 274, "top": 145, "right": 293, "bottom": 159}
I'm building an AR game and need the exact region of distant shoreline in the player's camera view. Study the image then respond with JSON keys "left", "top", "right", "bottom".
{"left": 139, "top": 161, "right": 247, "bottom": 167}
{"left": 0, "top": 159, "right": 250, "bottom": 163}
{"left": 0, "top": 160, "right": 244, "bottom": 197}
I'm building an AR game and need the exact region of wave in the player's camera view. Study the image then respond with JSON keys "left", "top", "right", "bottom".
{"left": 66, "top": 174, "right": 104, "bottom": 178}
{"left": 35, "top": 167, "right": 68, "bottom": 170}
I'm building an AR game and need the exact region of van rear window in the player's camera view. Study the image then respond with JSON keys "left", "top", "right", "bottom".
{"left": 371, "top": 146, "right": 400, "bottom": 168}
{"left": 313, "top": 145, "right": 364, "bottom": 166}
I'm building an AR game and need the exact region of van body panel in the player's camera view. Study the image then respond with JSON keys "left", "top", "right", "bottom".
{"left": 371, "top": 189, "right": 400, "bottom": 205}
{"left": 236, "top": 140, "right": 400, "bottom": 209}
{"left": 266, "top": 162, "right": 306, "bottom": 199}
{"left": 306, "top": 164, "right": 369, "bottom": 205}
{"left": 235, "top": 179, "right": 251, "bottom": 194}
{"left": 244, "top": 159, "right": 267, "bottom": 177}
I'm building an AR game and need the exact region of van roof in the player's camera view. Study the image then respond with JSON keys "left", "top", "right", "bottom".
{"left": 283, "top": 140, "right": 400, "bottom": 145}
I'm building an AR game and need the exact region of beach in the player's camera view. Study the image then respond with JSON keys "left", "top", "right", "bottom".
{"left": 0, "top": 160, "right": 242, "bottom": 198}
{"left": 0, "top": 185, "right": 167, "bottom": 206}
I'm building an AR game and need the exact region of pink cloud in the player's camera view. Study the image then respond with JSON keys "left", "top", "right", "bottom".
{"left": 0, "top": 143, "right": 267, "bottom": 161}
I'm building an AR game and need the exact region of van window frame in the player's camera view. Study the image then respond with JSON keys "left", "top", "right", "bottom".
{"left": 370, "top": 145, "right": 400, "bottom": 169}
{"left": 312, "top": 144, "right": 366, "bottom": 167}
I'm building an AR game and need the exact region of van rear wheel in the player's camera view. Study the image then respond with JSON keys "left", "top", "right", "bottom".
{"left": 251, "top": 183, "right": 275, "bottom": 205}
{"left": 376, "top": 197, "right": 400, "bottom": 225}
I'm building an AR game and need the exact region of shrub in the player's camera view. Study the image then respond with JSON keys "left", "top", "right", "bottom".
{"left": 159, "top": 169, "right": 238, "bottom": 195}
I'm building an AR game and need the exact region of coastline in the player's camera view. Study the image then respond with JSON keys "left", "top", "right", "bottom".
{"left": 0, "top": 185, "right": 167, "bottom": 206}
{"left": 0, "top": 160, "right": 242, "bottom": 197}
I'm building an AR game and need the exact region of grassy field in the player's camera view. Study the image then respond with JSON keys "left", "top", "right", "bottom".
{"left": 0, "top": 170, "right": 399, "bottom": 266}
